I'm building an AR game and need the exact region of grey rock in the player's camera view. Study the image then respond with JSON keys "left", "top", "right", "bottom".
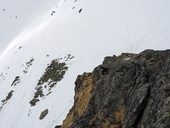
{"left": 62, "top": 49, "right": 170, "bottom": 128}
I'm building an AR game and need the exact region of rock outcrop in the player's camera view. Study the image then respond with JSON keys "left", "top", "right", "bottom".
{"left": 61, "top": 50, "right": 170, "bottom": 128}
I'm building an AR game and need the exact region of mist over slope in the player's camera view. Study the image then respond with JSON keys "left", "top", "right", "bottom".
{"left": 0, "top": 0, "right": 60, "bottom": 53}
{"left": 0, "top": 0, "right": 170, "bottom": 128}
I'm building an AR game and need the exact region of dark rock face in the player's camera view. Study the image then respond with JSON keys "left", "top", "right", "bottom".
{"left": 62, "top": 50, "right": 170, "bottom": 128}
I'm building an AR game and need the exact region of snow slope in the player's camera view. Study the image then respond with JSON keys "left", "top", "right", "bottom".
{"left": 0, "top": 0, "right": 170, "bottom": 128}
{"left": 0, "top": 0, "right": 60, "bottom": 53}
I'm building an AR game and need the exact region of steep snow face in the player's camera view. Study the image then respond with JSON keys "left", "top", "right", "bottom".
{"left": 0, "top": 0, "right": 60, "bottom": 53}
{"left": 0, "top": 0, "right": 170, "bottom": 128}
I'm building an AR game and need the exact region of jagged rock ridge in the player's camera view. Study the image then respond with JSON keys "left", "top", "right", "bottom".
{"left": 61, "top": 50, "right": 170, "bottom": 128}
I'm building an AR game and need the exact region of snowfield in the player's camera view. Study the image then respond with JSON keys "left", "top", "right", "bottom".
{"left": 0, "top": 0, "right": 170, "bottom": 128}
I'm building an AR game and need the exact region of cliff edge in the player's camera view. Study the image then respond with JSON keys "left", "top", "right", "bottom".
{"left": 61, "top": 50, "right": 170, "bottom": 128}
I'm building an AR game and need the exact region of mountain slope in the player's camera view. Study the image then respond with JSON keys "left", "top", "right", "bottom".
{"left": 0, "top": 0, "right": 170, "bottom": 128}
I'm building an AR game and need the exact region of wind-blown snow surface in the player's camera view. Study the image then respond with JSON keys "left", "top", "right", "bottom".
{"left": 0, "top": 0, "right": 170, "bottom": 128}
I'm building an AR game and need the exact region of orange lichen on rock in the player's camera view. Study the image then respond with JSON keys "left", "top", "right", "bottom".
{"left": 114, "top": 105, "right": 125, "bottom": 124}
{"left": 101, "top": 106, "right": 125, "bottom": 128}
{"left": 61, "top": 73, "right": 94, "bottom": 128}
{"left": 103, "top": 124, "right": 121, "bottom": 128}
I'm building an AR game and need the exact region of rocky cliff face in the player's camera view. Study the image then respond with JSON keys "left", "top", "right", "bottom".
{"left": 61, "top": 50, "right": 170, "bottom": 128}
